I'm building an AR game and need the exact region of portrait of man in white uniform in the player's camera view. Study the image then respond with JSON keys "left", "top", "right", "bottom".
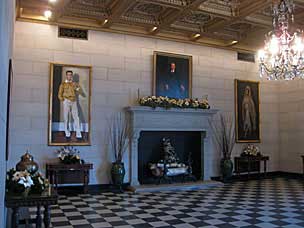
{"left": 58, "top": 70, "right": 84, "bottom": 139}
{"left": 49, "top": 63, "right": 91, "bottom": 146}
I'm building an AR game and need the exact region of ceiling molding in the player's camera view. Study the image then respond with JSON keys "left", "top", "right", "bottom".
{"left": 16, "top": 0, "right": 295, "bottom": 51}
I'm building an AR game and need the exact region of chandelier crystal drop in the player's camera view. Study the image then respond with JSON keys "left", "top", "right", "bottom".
{"left": 258, "top": 0, "right": 304, "bottom": 80}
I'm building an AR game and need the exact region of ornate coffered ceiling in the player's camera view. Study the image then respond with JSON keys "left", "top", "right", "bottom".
{"left": 16, "top": 0, "right": 304, "bottom": 52}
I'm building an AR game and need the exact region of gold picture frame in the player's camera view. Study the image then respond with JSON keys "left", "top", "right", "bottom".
{"left": 153, "top": 51, "right": 192, "bottom": 99}
{"left": 235, "top": 79, "right": 261, "bottom": 143}
{"left": 48, "top": 63, "right": 92, "bottom": 146}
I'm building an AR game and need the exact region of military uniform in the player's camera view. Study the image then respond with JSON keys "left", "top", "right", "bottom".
{"left": 58, "top": 80, "right": 83, "bottom": 138}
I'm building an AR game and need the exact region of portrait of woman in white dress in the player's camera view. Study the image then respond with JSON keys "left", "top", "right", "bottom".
{"left": 235, "top": 80, "right": 260, "bottom": 142}
{"left": 242, "top": 86, "right": 256, "bottom": 138}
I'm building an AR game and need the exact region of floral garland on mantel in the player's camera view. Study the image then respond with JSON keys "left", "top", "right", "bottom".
{"left": 139, "top": 96, "right": 210, "bottom": 109}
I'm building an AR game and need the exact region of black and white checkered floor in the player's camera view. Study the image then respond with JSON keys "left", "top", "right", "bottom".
{"left": 30, "top": 177, "right": 304, "bottom": 228}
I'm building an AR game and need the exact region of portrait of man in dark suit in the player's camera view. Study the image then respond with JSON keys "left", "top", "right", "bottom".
{"left": 154, "top": 52, "right": 192, "bottom": 99}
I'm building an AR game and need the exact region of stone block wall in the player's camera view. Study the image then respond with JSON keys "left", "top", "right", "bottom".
{"left": 10, "top": 21, "right": 280, "bottom": 184}
{"left": 279, "top": 80, "right": 304, "bottom": 173}
{"left": 0, "top": 0, "right": 15, "bottom": 226}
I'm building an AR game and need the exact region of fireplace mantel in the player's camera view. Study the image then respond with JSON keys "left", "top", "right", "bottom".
{"left": 125, "top": 106, "right": 219, "bottom": 186}
{"left": 125, "top": 106, "right": 218, "bottom": 115}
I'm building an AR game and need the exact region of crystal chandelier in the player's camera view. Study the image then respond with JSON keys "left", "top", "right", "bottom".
{"left": 258, "top": 0, "right": 304, "bottom": 80}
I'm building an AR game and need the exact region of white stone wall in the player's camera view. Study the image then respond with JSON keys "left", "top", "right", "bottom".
{"left": 279, "top": 80, "right": 304, "bottom": 173}
{"left": 10, "top": 21, "right": 280, "bottom": 184}
{"left": 0, "top": 0, "right": 15, "bottom": 226}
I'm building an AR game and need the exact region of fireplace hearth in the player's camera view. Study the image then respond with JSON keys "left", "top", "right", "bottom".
{"left": 125, "top": 106, "right": 218, "bottom": 187}
{"left": 139, "top": 132, "right": 203, "bottom": 185}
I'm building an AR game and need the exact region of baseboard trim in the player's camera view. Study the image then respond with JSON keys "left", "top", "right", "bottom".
{"left": 56, "top": 172, "right": 304, "bottom": 194}
{"left": 56, "top": 183, "right": 130, "bottom": 195}
{"left": 211, "top": 171, "right": 304, "bottom": 182}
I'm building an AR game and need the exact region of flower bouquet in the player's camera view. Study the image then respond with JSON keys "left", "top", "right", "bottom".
{"left": 56, "top": 146, "right": 84, "bottom": 164}
{"left": 6, "top": 168, "right": 49, "bottom": 195}
{"left": 241, "top": 144, "right": 261, "bottom": 157}
{"left": 138, "top": 96, "right": 210, "bottom": 109}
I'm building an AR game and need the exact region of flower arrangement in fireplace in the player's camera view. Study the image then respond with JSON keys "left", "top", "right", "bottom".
{"left": 56, "top": 146, "right": 84, "bottom": 164}
{"left": 139, "top": 96, "right": 210, "bottom": 109}
{"left": 241, "top": 144, "right": 261, "bottom": 157}
{"left": 148, "top": 138, "right": 193, "bottom": 179}
{"left": 6, "top": 168, "right": 49, "bottom": 195}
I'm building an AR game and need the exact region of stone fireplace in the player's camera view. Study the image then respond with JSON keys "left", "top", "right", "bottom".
{"left": 125, "top": 106, "right": 218, "bottom": 186}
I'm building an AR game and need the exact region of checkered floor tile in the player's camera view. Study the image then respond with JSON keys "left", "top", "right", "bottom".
{"left": 29, "top": 177, "right": 304, "bottom": 227}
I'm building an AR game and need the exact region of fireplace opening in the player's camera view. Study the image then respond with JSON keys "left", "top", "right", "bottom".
{"left": 138, "top": 131, "right": 204, "bottom": 185}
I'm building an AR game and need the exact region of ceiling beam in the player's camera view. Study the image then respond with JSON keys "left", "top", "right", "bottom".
{"left": 295, "top": 9, "right": 304, "bottom": 21}
{"left": 51, "top": 0, "right": 72, "bottom": 22}
{"left": 150, "top": 0, "right": 208, "bottom": 35}
{"left": 19, "top": 0, "right": 50, "bottom": 10}
{"left": 102, "top": 0, "right": 137, "bottom": 28}
{"left": 205, "top": 0, "right": 271, "bottom": 32}
{"left": 137, "top": 0, "right": 183, "bottom": 10}
{"left": 16, "top": 0, "right": 22, "bottom": 18}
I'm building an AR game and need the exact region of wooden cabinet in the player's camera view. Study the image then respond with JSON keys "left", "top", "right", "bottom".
{"left": 234, "top": 156, "right": 269, "bottom": 179}
{"left": 6, "top": 187, "right": 57, "bottom": 228}
{"left": 46, "top": 163, "right": 93, "bottom": 193}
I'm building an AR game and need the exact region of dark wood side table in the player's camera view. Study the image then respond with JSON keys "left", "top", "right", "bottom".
{"left": 5, "top": 187, "right": 58, "bottom": 228}
{"left": 46, "top": 163, "right": 93, "bottom": 193}
{"left": 234, "top": 156, "right": 269, "bottom": 179}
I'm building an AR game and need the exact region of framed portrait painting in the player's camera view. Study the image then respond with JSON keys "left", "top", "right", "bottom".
{"left": 235, "top": 79, "right": 260, "bottom": 143}
{"left": 153, "top": 51, "right": 192, "bottom": 99}
{"left": 48, "top": 63, "right": 92, "bottom": 146}
{"left": 6, "top": 59, "right": 13, "bottom": 160}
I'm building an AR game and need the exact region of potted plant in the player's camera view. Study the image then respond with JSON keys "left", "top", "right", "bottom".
{"left": 108, "top": 113, "right": 132, "bottom": 189}
{"left": 209, "top": 113, "right": 235, "bottom": 182}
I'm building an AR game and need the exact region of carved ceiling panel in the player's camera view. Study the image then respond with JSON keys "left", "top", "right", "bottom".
{"left": 65, "top": 0, "right": 110, "bottom": 19}
{"left": 121, "top": 2, "right": 167, "bottom": 25}
{"left": 199, "top": 0, "right": 233, "bottom": 17}
{"left": 149, "top": 0, "right": 188, "bottom": 7}
{"left": 16, "top": 0, "right": 304, "bottom": 51}
{"left": 179, "top": 11, "right": 212, "bottom": 25}
{"left": 228, "top": 22, "right": 252, "bottom": 32}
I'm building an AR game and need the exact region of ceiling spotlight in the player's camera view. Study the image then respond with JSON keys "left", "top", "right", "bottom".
{"left": 193, "top": 33, "right": 201, "bottom": 38}
{"left": 101, "top": 19, "right": 108, "bottom": 26}
{"left": 231, "top": 40, "right": 238, "bottom": 44}
{"left": 49, "top": 0, "right": 57, "bottom": 2}
{"left": 44, "top": 10, "right": 52, "bottom": 19}
{"left": 151, "top": 26, "right": 158, "bottom": 32}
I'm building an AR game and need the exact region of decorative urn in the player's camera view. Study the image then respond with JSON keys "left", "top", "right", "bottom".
{"left": 16, "top": 151, "right": 39, "bottom": 174}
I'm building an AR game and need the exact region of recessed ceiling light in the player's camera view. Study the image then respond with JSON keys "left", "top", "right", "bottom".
{"left": 231, "top": 40, "right": 238, "bottom": 44}
{"left": 151, "top": 26, "right": 158, "bottom": 32}
{"left": 44, "top": 10, "right": 52, "bottom": 19}
{"left": 49, "top": 0, "right": 57, "bottom": 3}
{"left": 193, "top": 33, "right": 201, "bottom": 38}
